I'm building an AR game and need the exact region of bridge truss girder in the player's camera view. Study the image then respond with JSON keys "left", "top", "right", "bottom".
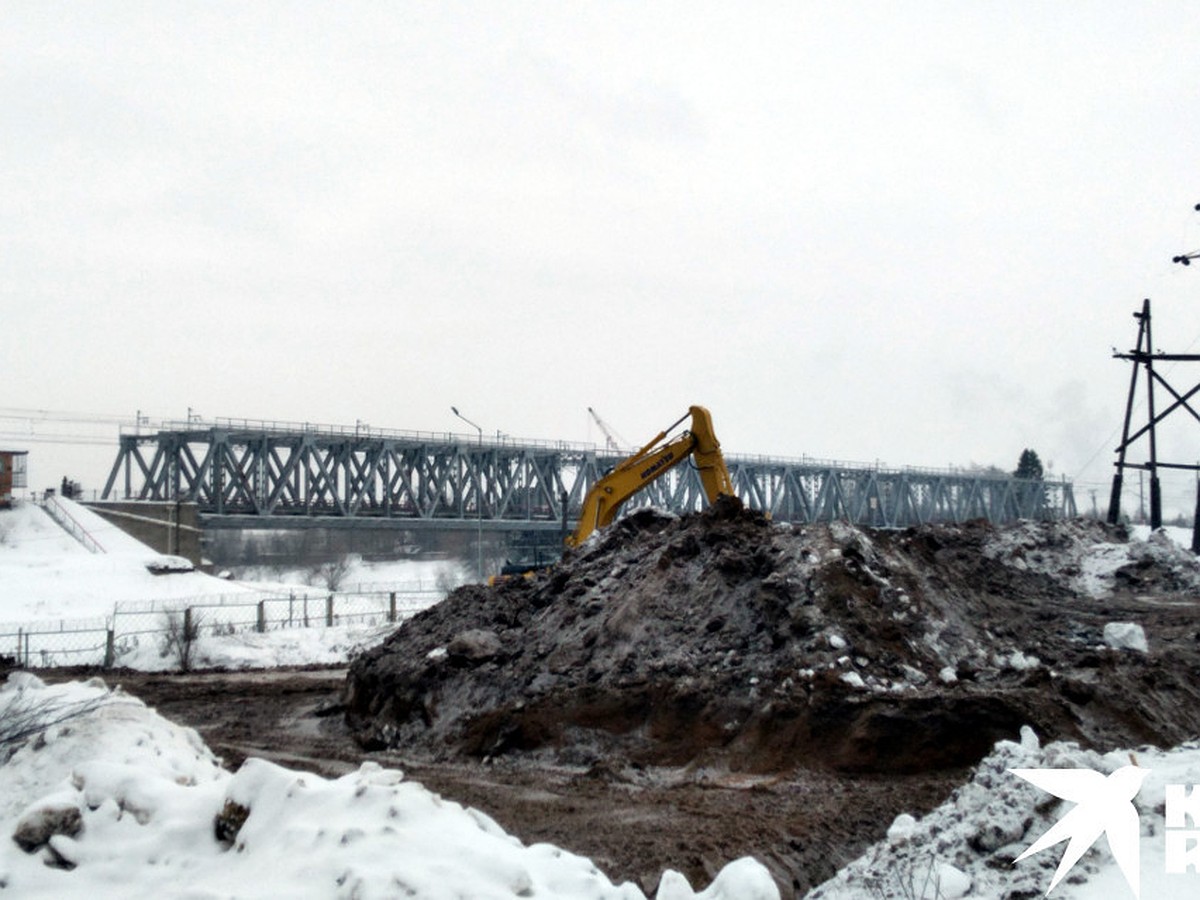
{"left": 102, "top": 426, "right": 1076, "bottom": 531}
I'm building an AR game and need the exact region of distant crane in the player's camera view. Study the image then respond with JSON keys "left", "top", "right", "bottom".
{"left": 587, "top": 407, "right": 626, "bottom": 453}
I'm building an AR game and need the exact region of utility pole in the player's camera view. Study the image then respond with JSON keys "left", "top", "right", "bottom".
{"left": 451, "top": 406, "right": 484, "bottom": 581}
{"left": 1192, "top": 470, "right": 1200, "bottom": 554}
{"left": 1139, "top": 470, "right": 1146, "bottom": 524}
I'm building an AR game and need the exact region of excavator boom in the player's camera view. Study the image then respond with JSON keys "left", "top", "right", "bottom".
{"left": 566, "top": 405, "right": 733, "bottom": 549}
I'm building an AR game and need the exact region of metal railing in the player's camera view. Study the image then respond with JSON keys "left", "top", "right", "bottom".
{"left": 125, "top": 415, "right": 606, "bottom": 454}
{"left": 36, "top": 494, "right": 105, "bottom": 553}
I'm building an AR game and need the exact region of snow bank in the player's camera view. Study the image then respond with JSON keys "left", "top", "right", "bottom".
{"left": 0, "top": 502, "right": 456, "bottom": 671}
{"left": 805, "top": 728, "right": 1200, "bottom": 899}
{"left": 50, "top": 496, "right": 166, "bottom": 556}
{"left": 0, "top": 675, "right": 778, "bottom": 899}
{"left": 114, "top": 620, "right": 402, "bottom": 671}
{"left": 0, "top": 501, "right": 462, "bottom": 622}
{"left": 984, "top": 519, "right": 1200, "bottom": 600}
{"left": 0, "top": 674, "right": 222, "bottom": 824}
{"left": 0, "top": 501, "right": 259, "bottom": 623}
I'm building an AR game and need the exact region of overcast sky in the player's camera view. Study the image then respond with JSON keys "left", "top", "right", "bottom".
{"left": 6, "top": 2, "right": 1200, "bottom": 517}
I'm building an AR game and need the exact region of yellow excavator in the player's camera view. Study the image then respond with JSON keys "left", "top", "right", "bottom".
{"left": 565, "top": 404, "right": 735, "bottom": 548}
{"left": 489, "top": 406, "right": 734, "bottom": 583}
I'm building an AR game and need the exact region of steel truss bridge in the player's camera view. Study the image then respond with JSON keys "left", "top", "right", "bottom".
{"left": 100, "top": 418, "right": 1077, "bottom": 532}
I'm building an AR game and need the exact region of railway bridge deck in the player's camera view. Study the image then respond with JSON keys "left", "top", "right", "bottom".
{"left": 101, "top": 417, "right": 1076, "bottom": 534}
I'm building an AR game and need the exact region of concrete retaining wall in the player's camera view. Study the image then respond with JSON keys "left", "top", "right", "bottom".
{"left": 84, "top": 501, "right": 202, "bottom": 565}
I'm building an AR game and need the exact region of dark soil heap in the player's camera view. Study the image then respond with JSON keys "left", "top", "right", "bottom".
{"left": 344, "top": 498, "right": 1200, "bottom": 775}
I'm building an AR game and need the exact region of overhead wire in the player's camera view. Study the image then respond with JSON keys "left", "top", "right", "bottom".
{"left": 0, "top": 407, "right": 143, "bottom": 449}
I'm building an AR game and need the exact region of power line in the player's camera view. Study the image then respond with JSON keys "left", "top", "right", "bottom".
{"left": 0, "top": 433, "right": 118, "bottom": 447}
{"left": 0, "top": 407, "right": 138, "bottom": 426}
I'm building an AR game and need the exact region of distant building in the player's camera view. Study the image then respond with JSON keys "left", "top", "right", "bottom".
{"left": 0, "top": 450, "right": 28, "bottom": 509}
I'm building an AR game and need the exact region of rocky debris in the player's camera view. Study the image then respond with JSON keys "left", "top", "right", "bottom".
{"left": 446, "top": 628, "right": 504, "bottom": 663}
{"left": 343, "top": 500, "right": 1200, "bottom": 776}
{"left": 11, "top": 795, "right": 83, "bottom": 853}
{"left": 214, "top": 798, "right": 251, "bottom": 848}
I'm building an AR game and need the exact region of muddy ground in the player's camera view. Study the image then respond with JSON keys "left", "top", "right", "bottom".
{"left": 32, "top": 508, "right": 1200, "bottom": 897}
{"left": 36, "top": 665, "right": 965, "bottom": 897}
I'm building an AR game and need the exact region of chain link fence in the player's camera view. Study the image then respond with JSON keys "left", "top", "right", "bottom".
{"left": 0, "top": 582, "right": 445, "bottom": 670}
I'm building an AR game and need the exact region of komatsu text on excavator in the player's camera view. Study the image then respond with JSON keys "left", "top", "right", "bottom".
{"left": 565, "top": 404, "right": 734, "bottom": 548}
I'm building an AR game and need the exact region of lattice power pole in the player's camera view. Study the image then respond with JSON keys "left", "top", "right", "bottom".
{"left": 1109, "top": 260, "right": 1200, "bottom": 549}
{"left": 1108, "top": 299, "right": 1164, "bottom": 528}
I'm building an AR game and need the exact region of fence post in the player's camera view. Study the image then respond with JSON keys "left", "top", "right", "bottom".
{"left": 257, "top": 601, "right": 266, "bottom": 634}
{"left": 326, "top": 594, "right": 334, "bottom": 627}
{"left": 389, "top": 591, "right": 397, "bottom": 623}
{"left": 16, "top": 628, "right": 22, "bottom": 666}
{"left": 104, "top": 629, "right": 115, "bottom": 669}
{"left": 23, "top": 631, "right": 30, "bottom": 667}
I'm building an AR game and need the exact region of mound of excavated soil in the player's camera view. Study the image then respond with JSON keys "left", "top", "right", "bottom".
{"left": 343, "top": 498, "right": 1200, "bottom": 775}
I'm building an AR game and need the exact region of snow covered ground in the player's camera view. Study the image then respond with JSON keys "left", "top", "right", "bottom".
{"left": 0, "top": 499, "right": 466, "bottom": 670}
{"left": 0, "top": 498, "right": 466, "bottom": 621}
{"left": 0, "top": 499, "right": 260, "bottom": 621}
{"left": 0, "top": 675, "right": 779, "bottom": 899}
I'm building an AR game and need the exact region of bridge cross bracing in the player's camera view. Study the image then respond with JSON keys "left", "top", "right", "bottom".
{"left": 100, "top": 419, "right": 1077, "bottom": 531}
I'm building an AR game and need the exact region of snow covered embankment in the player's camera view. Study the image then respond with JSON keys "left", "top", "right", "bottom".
{"left": 807, "top": 727, "right": 1200, "bottom": 899}
{"left": 0, "top": 675, "right": 778, "bottom": 900}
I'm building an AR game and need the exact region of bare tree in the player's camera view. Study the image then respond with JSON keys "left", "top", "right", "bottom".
{"left": 0, "top": 686, "right": 110, "bottom": 764}
{"left": 160, "top": 608, "right": 204, "bottom": 672}
{"left": 309, "top": 554, "right": 353, "bottom": 592}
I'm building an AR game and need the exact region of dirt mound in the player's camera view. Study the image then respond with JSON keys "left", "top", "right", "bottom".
{"left": 343, "top": 500, "right": 1200, "bottom": 775}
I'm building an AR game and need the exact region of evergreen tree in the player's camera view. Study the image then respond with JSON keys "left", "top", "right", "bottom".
{"left": 1014, "top": 448, "right": 1044, "bottom": 480}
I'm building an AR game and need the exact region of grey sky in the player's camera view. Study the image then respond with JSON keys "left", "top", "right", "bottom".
{"left": 6, "top": 2, "right": 1200, "bottom": 516}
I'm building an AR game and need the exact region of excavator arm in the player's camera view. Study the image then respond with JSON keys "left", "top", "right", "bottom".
{"left": 565, "top": 405, "right": 734, "bottom": 549}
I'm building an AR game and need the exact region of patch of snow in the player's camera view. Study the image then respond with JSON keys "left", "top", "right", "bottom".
{"left": 1104, "top": 622, "right": 1149, "bottom": 653}
{"left": 1075, "top": 541, "right": 1136, "bottom": 597}
{"left": 886, "top": 813, "right": 917, "bottom": 844}
{"left": 930, "top": 864, "right": 970, "bottom": 899}
{"left": 1019, "top": 725, "right": 1040, "bottom": 751}
{"left": 840, "top": 671, "right": 866, "bottom": 690}
{"left": 1007, "top": 649, "right": 1040, "bottom": 670}
{"left": 116, "top": 621, "right": 403, "bottom": 671}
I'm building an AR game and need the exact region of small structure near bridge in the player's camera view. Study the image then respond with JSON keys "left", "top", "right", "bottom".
{"left": 0, "top": 449, "right": 28, "bottom": 509}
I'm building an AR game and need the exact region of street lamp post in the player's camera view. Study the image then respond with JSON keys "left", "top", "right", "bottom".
{"left": 451, "top": 406, "right": 484, "bottom": 580}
